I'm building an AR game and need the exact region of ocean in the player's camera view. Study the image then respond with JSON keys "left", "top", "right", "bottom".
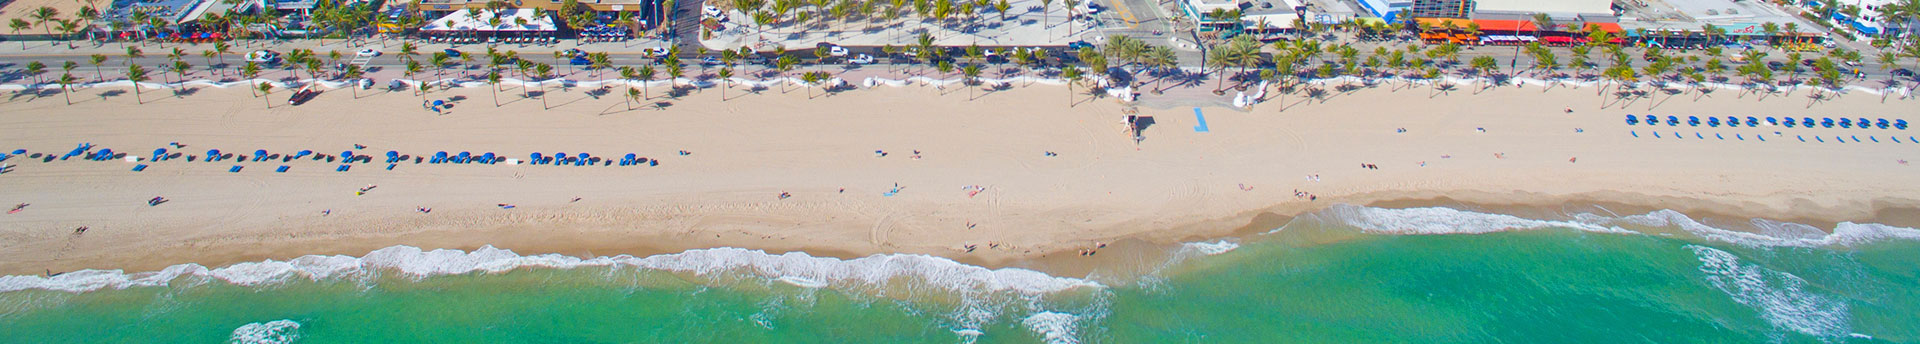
{"left": 2, "top": 204, "right": 1915, "bottom": 343}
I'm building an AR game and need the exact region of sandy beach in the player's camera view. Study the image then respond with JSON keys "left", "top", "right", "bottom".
{"left": 1, "top": 79, "right": 1917, "bottom": 275}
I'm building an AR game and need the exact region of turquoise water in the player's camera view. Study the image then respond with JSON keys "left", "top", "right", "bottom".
{"left": 2, "top": 205, "right": 1916, "bottom": 343}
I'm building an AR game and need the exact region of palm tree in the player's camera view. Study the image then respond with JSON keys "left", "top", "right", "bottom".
{"left": 405, "top": 60, "right": 424, "bottom": 98}
{"left": 717, "top": 67, "right": 734, "bottom": 100}
{"left": 29, "top": 6, "right": 59, "bottom": 39}
{"left": 54, "top": 19, "right": 81, "bottom": 48}
{"left": 89, "top": 54, "right": 108, "bottom": 81}
{"left": 257, "top": 82, "right": 273, "bottom": 108}
{"left": 961, "top": 63, "right": 982, "bottom": 100}
{"left": 24, "top": 61, "right": 46, "bottom": 85}
{"left": 1061, "top": 65, "right": 1082, "bottom": 106}
{"left": 56, "top": 73, "right": 78, "bottom": 105}
{"left": 124, "top": 47, "right": 143, "bottom": 68}
{"left": 1760, "top": 22, "right": 1780, "bottom": 48}
{"left": 342, "top": 64, "right": 364, "bottom": 98}
{"left": 534, "top": 63, "right": 553, "bottom": 109}
{"left": 242, "top": 61, "right": 262, "bottom": 97}
{"left": 486, "top": 71, "right": 502, "bottom": 107}
{"left": 213, "top": 41, "right": 233, "bottom": 74}
{"left": 636, "top": 65, "right": 657, "bottom": 101}
{"left": 430, "top": 52, "right": 451, "bottom": 85}
{"left": 169, "top": 60, "right": 192, "bottom": 91}
{"left": 126, "top": 65, "right": 149, "bottom": 103}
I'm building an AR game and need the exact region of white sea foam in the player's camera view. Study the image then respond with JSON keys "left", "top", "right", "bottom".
{"left": 1309, "top": 204, "right": 1637, "bottom": 235}
{"left": 1616, "top": 210, "right": 1920, "bottom": 247}
{"left": 1179, "top": 240, "right": 1241, "bottom": 256}
{"left": 1021, "top": 311, "right": 1082, "bottom": 344}
{"left": 1689, "top": 245, "right": 1852, "bottom": 338}
{"left": 1292, "top": 205, "right": 1920, "bottom": 248}
{"left": 229, "top": 319, "right": 301, "bottom": 344}
{"left": 0, "top": 246, "right": 1103, "bottom": 297}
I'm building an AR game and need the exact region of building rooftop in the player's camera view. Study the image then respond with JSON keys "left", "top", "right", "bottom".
{"left": 100, "top": 0, "right": 208, "bottom": 24}
{"left": 1473, "top": 0, "right": 1610, "bottom": 15}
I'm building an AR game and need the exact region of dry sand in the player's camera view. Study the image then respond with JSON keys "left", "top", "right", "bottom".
{"left": 1, "top": 80, "right": 1917, "bottom": 275}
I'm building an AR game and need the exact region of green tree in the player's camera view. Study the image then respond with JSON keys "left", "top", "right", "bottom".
{"left": 56, "top": 73, "right": 77, "bottom": 105}
{"left": 126, "top": 64, "right": 149, "bottom": 103}
{"left": 89, "top": 54, "right": 109, "bottom": 81}
{"left": 23, "top": 61, "right": 46, "bottom": 85}
{"left": 1061, "top": 65, "right": 1082, "bottom": 106}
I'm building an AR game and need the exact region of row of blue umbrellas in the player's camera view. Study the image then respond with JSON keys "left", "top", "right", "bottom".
{"left": 1629, "top": 115, "right": 1908, "bottom": 130}
{"left": 11, "top": 144, "right": 663, "bottom": 169}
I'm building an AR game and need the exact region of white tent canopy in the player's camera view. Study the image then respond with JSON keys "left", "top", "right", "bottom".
{"left": 421, "top": 9, "right": 556, "bottom": 32}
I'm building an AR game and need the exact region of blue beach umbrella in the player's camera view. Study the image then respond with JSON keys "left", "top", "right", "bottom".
{"left": 1767, "top": 117, "right": 1778, "bottom": 126}
{"left": 153, "top": 148, "right": 168, "bottom": 160}
{"left": 207, "top": 149, "right": 221, "bottom": 161}
{"left": 1858, "top": 118, "right": 1871, "bottom": 129}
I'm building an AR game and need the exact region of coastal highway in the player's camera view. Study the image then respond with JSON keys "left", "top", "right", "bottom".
{"left": 0, "top": 40, "right": 1912, "bottom": 85}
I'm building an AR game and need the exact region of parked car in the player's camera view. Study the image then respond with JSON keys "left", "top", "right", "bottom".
{"left": 356, "top": 48, "right": 382, "bottom": 57}
{"left": 1066, "top": 41, "right": 1093, "bottom": 50}
{"left": 703, "top": 5, "right": 724, "bottom": 19}
{"left": 641, "top": 47, "right": 670, "bottom": 58}
{"left": 849, "top": 53, "right": 875, "bottom": 64}
{"left": 245, "top": 50, "right": 281, "bottom": 63}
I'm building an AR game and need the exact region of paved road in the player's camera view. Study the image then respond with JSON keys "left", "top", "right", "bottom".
{"left": 1, "top": 38, "right": 1913, "bottom": 86}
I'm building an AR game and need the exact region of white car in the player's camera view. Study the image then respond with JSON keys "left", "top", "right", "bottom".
{"left": 245, "top": 50, "right": 280, "bottom": 63}
{"left": 849, "top": 54, "right": 875, "bottom": 64}
{"left": 641, "top": 47, "right": 670, "bottom": 58}
{"left": 356, "top": 48, "right": 381, "bottom": 57}
{"left": 828, "top": 46, "right": 849, "bottom": 57}
{"left": 703, "top": 5, "right": 723, "bottom": 19}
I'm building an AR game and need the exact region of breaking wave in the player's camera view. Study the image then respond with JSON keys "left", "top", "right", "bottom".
{"left": 229, "top": 319, "right": 301, "bottom": 344}
{"left": 1022, "top": 311, "right": 1082, "bottom": 344}
{"left": 1689, "top": 245, "right": 1852, "bottom": 338}
{"left": 1285, "top": 204, "right": 1920, "bottom": 248}
{"left": 0, "top": 246, "right": 1101, "bottom": 296}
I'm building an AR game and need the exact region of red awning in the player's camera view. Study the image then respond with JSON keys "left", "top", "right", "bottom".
{"left": 1543, "top": 36, "right": 1573, "bottom": 43}
{"left": 1575, "top": 22, "right": 1624, "bottom": 33}
{"left": 1473, "top": 19, "right": 1538, "bottom": 32}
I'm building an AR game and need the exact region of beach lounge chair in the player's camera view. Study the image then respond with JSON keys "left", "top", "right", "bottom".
{"left": 277, "top": 166, "right": 289, "bottom": 173}
{"left": 387, "top": 164, "right": 397, "bottom": 170}
{"left": 336, "top": 165, "right": 351, "bottom": 172}
{"left": 229, "top": 166, "right": 243, "bottom": 173}
{"left": 132, "top": 164, "right": 147, "bottom": 172}
{"left": 1716, "top": 133, "right": 1724, "bottom": 139}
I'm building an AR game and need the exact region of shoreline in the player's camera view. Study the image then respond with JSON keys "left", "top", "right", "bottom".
{"left": 2, "top": 76, "right": 1917, "bottom": 277}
